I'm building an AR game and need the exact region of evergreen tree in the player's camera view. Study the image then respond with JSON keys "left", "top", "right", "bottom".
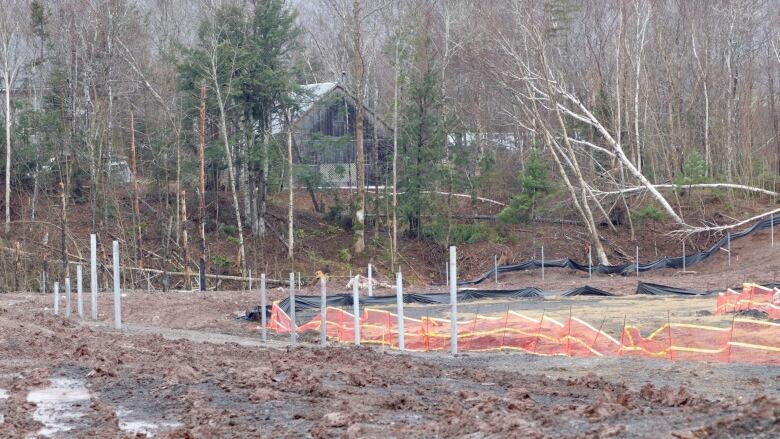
{"left": 498, "top": 150, "right": 553, "bottom": 223}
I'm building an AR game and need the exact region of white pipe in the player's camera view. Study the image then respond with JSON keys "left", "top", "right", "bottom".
{"left": 113, "top": 240, "right": 121, "bottom": 330}
{"left": 449, "top": 246, "right": 458, "bottom": 355}
{"left": 396, "top": 272, "right": 405, "bottom": 352}
{"left": 76, "top": 265, "right": 83, "bottom": 319}
{"left": 289, "top": 272, "right": 296, "bottom": 344}
{"left": 352, "top": 275, "right": 360, "bottom": 346}
{"left": 90, "top": 234, "right": 98, "bottom": 320}
{"left": 260, "top": 273, "right": 267, "bottom": 342}
{"left": 320, "top": 277, "right": 327, "bottom": 346}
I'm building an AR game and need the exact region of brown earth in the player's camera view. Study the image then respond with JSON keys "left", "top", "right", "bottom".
{"left": 1, "top": 291, "right": 780, "bottom": 438}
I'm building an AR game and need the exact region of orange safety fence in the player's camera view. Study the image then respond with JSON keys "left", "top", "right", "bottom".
{"left": 714, "top": 283, "right": 780, "bottom": 318}
{"left": 267, "top": 301, "right": 780, "bottom": 365}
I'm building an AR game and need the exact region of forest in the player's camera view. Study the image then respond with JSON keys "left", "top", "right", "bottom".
{"left": 1, "top": 0, "right": 779, "bottom": 288}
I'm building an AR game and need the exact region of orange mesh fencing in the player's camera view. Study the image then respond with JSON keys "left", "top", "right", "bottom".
{"left": 715, "top": 283, "right": 780, "bottom": 318}
{"left": 264, "top": 300, "right": 780, "bottom": 365}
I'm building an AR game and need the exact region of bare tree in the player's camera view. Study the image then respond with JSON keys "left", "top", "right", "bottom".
{"left": 0, "top": 0, "right": 26, "bottom": 233}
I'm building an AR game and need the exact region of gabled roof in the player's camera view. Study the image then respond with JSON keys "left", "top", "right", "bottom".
{"left": 273, "top": 82, "right": 391, "bottom": 135}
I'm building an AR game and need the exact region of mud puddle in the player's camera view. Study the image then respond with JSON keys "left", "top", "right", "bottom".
{"left": 26, "top": 377, "right": 91, "bottom": 437}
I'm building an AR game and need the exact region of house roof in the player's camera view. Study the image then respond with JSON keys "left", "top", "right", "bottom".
{"left": 272, "top": 82, "right": 391, "bottom": 135}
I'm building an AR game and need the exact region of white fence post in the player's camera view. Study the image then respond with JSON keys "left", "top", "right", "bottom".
{"left": 727, "top": 232, "right": 731, "bottom": 266}
{"left": 541, "top": 246, "right": 545, "bottom": 280}
{"left": 396, "top": 272, "right": 405, "bottom": 352}
{"left": 588, "top": 246, "right": 592, "bottom": 280}
{"left": 772, "top": 214, "right": 775, "bottom": 248}
{"left": 260, "top": 273, "right": 267, "bottom": 342}
{"left": 77, "top": 265, "right": 83, "bottom": 319}
{"left": 367, "top": 263, "right": 373, "bottom": 297}
{"left": 113, "top": 240, "right": 121, "bottom": 330}
{"left": 636, "top": 246, "right": 639, "bottom": 277}
{"left": 248, "top": 269, "right": 252, "bottom": 291}
{"left": 449, "top": 246, "right": 458, "bottom": 355}
{"left": 494, "top": 255, "right": 498, "bottom": 284}
{"left": 64, "top": 277, "right": 72, "bottom": 318}
{"left": 682, "top": 240, "right": 686, "bottom": 272}
{"left": 320, "top": 277, "right": 327, "bottom": 346}
{"left": 289, "top": 272, "right": 296, "bottom": 344}
{"left": 53, "top": 281, "right": 59, "bottom": 315}
{"left": 352, "top": 276, "right": 360, "bottom": 346}
{"left": 90, "top": 234, "right": 98, "bottom": 320}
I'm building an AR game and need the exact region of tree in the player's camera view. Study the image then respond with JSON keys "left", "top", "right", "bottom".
{"left": 0, "top": 0, "right": 26, "bottom": 233}
{"left": 498, "top": 150, "right": 552, "bottom": 223}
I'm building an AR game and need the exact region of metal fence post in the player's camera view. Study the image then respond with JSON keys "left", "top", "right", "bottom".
{"left": 289, "top": 272, "right": 296, "bottom": 344}
{"left": 368, "top": 263, "right": 373, "bottom": 297}
{"left": 260, "top": 273, "right": 267, "bottom": 342}
{"left": 727, "top": 232, "right": 731, "bottom": 266}
{"left": 494, "top": 255, "right": 498, "bottom": 283}
{"left": 53, "top": 281, "right": 59, "bottom": 315}
{"left": 65, "top": 277, "right": 72, "bottom": 318}
{"left": 541, "top": 246, "right": 545, "bottom": 280}
{"left": 113, "top": 240, "right": 121, "bottom": 330}
{"left": 320, "top": 276, "right": 327, "bottom": 346}
{"left": 636, "top": 246, "right": 639, "bottom": 277}
{"left": 90, "top": 234, "right": 98, "bottom": 320}
{"left": 449, "top": 246, "right": 458, "bottom": 355}
{"left": 352, "top": 275, "right": 360, "bottom": 346}
{"left": 77, "top": 265, "right": 83, "bottom": 319}
{"left": 396, "top": 272, "right": 405, "bottom": 352}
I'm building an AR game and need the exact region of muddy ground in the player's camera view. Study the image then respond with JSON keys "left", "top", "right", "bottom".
{"left": 2, "top": 284, "right": 780, "bottom": 438}
{"left": 1, "top": 226, "right": 779, "bottom": 438}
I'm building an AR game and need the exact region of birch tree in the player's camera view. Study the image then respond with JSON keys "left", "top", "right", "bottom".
{"left": 0, "top": 0, "right": 27, "bottom": 233}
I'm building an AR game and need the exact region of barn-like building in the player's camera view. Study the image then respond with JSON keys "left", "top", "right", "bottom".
{"left": 284, "top": 82, "right": 392, "bottom": 187}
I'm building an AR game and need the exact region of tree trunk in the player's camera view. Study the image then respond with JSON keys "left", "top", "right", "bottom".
{"left": 286, "top": 109, "right": 294, "bottom": 261}
{"left": 129, "top": 112, "right": 143, "bottom": 268}
{"left": 3, "top": 73, "right": 11, "bottom": 234}
{"left": 211, "top": 66, "right": 247, "bottom": 276}
{"left": 391, "top": 38, "right": 399, "bottom": 272}
{"left": 352, "top": 0, "right": 366, "bottom": 255}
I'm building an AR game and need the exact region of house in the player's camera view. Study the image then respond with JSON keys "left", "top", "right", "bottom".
{"left": 282, "top": 82, "right": 392, "bottom": 187}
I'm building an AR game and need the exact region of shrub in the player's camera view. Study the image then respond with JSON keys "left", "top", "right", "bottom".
{"left": 674, "top": 151, "right": 707, "bottom": 185}
{"left": 218, "top": 224, "right": 237, "bottom": 237}
{"left": 631, "top": 204, "right": 666, "bottom": 224}
{"left": 498, "top": 150, "right": 553, "bottom": 223}
{"left": 212, "top": 255, "right": 233, "bottom": 269}
{"left": 337, "top": 248, "right": 351, "bottom": 263}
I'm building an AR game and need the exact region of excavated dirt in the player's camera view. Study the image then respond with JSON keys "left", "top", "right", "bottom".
{"left": 2, "top": 290, "right": 780, "bottom": 438}
{"left": 1, "top": 222, "right": 779, "bottom": 437}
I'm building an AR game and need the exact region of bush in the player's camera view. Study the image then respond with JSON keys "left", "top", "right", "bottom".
{"left": 212, "top": 255, "right": 233, "bottom": 269}
{"left": 226, "top": 236, "right": 241, "bottom": 247}
{"left": 423, "top": 221, "right": 503, "bottom": 245}
{"left": 631, "top": 204, "right": 665, "bottom": 224}
{"left": 674, "top": 151, "right": 707, "bottom": 185}
{"left": 218, "top": 224, "right": 237, "bottom": 237}
{"left": 337, "top": 248, "right": 351, "bottom": 263}
{"left": 498, "top": 150, "right": 553, "bottom": 223}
